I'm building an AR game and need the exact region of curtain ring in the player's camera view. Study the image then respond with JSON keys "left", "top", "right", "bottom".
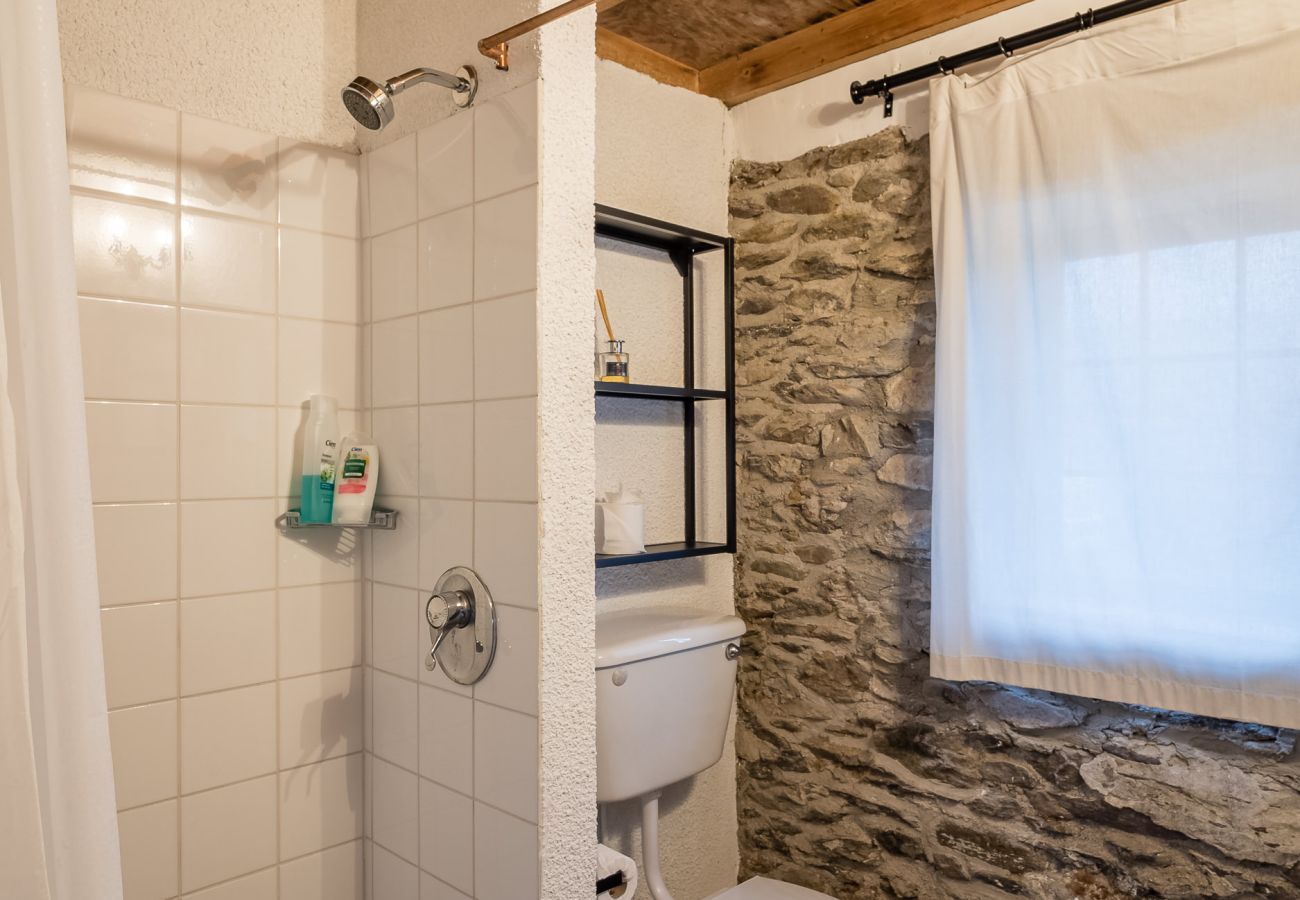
{"left": 997, "top": 37, "right": 1013, "bottom": 57}
{"left": 937, "top": 55, "right": 953, "bottom": 75}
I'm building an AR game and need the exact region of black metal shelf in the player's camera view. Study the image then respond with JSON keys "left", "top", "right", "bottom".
{"left": 595, "top": 382, "right": 727, "bottom": 401}
{"left": 594, "top": 205, "right": 735, "bottom": 569}
{"left": 596, "top": 541, "right": 730, "bottom": 569}
{"left": 596, "top": 204, "right": 728, "bottom": 261}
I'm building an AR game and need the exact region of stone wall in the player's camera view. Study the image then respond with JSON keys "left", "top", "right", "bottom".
{"left": 730, "top": 129, "right": 1300, "bottom": 899}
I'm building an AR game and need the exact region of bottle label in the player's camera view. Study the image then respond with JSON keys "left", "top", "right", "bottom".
{"left": 337, "top": 448, "right": 370, "bottom": 494}
{"left": 319, "top": 439, "right": 337, "bottom": 485}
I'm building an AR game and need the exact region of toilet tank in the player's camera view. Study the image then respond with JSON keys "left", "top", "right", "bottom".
{"left": 595, "top": 607, "right": 746, "bottom": 803}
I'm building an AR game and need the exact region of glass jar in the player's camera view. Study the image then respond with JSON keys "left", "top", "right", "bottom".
{"left": 597, "top": 339, "right": 630, "bottom": 383}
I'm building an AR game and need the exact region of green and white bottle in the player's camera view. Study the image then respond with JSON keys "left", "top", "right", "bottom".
{"left": 299, "top": 394, "right": 339, "bottom": 523}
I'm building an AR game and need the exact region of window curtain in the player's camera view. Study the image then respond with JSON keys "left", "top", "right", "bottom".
{"left": 930, "top": 0, "right": 1300, "bottom": 728}
{"left": 0, "top": 0, "right": 123, "bottom": 897}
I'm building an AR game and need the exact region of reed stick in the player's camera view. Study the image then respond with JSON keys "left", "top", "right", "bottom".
{"left": 596, "top": 289, "right": 615, "bottom": 342}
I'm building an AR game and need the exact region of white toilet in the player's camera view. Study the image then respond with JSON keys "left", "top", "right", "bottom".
{"left": 596, "top": 608, "right": 835, "bottom": 900}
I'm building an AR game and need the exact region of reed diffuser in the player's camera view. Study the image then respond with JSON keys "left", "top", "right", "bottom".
{"left": 596, "top": 289, "right": 629, "bottom": 383}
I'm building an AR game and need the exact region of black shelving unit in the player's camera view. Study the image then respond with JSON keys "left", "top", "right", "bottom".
{"left": 594, "top": 204, "right": 735, "bottom": 569}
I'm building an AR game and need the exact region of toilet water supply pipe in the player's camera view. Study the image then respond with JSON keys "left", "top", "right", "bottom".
{"left": 641, "top": 792, "right": 675, "bottom": 900}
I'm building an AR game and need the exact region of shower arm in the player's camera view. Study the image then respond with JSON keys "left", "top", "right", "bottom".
{"left": 479, "top": 0, "right": 624, "bottom": 71}
{"left": 388, "top": 67, "right": 472, "bottom": 95}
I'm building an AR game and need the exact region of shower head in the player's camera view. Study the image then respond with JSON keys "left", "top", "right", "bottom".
{"left": 341, "top": 65, "right": 478, "bottom": 131}
{"left": 341, "top": 75, "right": 393, "bottom": 131}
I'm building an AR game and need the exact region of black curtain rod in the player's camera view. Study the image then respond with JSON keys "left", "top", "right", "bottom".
{"left": 849, "top": 0, "right": 1178, "bottom": 115}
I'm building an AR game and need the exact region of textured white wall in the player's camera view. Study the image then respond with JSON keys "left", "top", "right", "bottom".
{"left": 537, "top": 8, "right": 598, "bottom": 898}
{"left": 355, "top": 0, "right": 542, "bottom": 151}
{"left": 729, "top": 0, "right": 1086, "bottom": 161}
{"left": 594, "top": 60, "right": 740, "bottom": 900}
{"left": 57, "top": 0, "right": 360, "bottom": 149}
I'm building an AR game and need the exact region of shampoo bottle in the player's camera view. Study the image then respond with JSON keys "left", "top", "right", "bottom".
{"left": 332, "top": 431, "right": 380, "bottom": 525}
{"left": 299, "top": 394, "right": 340, "bottom": 523}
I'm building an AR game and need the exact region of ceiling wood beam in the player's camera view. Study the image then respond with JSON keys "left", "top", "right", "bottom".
{"left": 596, "top": 25, "right": 700, "bottom": 91}
{"left": 696, "top": 0, "right": 1035, "bottom": 107}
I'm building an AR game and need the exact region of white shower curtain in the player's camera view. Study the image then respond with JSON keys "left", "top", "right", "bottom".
{"left": 0, "top": 1, "right": 123, "bottom": 898}
{"left": 930, "top": 0, "right": 1300, "bottom": 727}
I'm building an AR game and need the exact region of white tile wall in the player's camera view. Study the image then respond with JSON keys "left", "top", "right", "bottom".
{"left": 179, "top": 212, "right": 277, "bottom": 313}
{"left": 68, "top": 89, "right": 365, "bottom": 900}
{"left": 93, "top": 503, "right": 178, "bottom": 606}
{"left": 180, "top": 115, "right": 279, "bottom": 223}
{"left": 76, "top": 79, "right": 545, "bottom": 900}
{"left": 363, "top": 81, "right": 541, "bottom": 900}
{"left": 79, "top": 298, "right": 178, "bottom": 401}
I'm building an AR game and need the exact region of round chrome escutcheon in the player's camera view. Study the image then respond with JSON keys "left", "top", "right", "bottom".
{"left": 426, "top": 566, "right": 497, "bottom": 685}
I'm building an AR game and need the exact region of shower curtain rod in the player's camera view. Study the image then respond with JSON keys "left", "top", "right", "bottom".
{"left": 479, "top": 0, "right": 602, "bottom": 71}
{"left": 849, "top": 0, "right": 1177, "bottom": 116}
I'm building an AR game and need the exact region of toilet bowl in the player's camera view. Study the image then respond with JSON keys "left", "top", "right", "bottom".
{"left": 595, "top": 608, "right": 835, "bottom": 900}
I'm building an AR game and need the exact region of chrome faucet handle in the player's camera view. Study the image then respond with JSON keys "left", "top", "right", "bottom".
{"left": 425, "top": 589, "right": 472, "bottom": 671}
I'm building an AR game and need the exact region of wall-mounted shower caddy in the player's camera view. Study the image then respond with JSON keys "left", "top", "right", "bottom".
{"left": 276, "top": 508, "right": 399, "bottom": 530}
{"left": 594, "top": 205, "right": 736, "bottom": 568}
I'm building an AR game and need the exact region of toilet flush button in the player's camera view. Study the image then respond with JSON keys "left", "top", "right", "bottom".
{"left": 611, "top": 669, "right": 628, "bottom": 687}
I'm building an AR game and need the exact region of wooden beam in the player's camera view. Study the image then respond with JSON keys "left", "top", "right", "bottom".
{"left": 697, "top": 0, "right": 1034, "bottom": 106}
{"left": 596, "top": 26, "right": 700, "bottom": 91}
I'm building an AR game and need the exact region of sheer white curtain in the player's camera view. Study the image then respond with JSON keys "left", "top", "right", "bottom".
{"left": 931, "top": 0, "right": 1300, "bottom": 728}
{"left": 0, "top": 0, "right": 123, "bottom": 897}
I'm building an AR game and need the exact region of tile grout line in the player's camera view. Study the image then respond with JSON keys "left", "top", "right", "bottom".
{"left": 272, "top": 137, "right": 283, "bottom": 900}
{"left": 468, "top": 107, "right": 479, "bottom": 900}
{"left": 410, "top": 125, "right": 425, "bottom": 898}
{"left": 172, "top": 107, "right": 184, "bottom": 899}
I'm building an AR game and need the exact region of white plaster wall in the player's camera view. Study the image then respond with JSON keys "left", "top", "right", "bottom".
{"left": 537, "top": 8, "right": 599, "bottom": 898}
{"left": 595, "top": 59, "right": 739, "bottom": 900}
{"left": 730, "top": 0, "right": 1091, "bottom": 160}
{"left": 56, "top": 0, "right": 360, "bottom": 149}
{"left": 355, "top": 0, "right": 542, "bottom": 151}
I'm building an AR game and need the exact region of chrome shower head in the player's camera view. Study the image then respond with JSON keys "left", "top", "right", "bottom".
{"left": 341, "top": 65, "right": 478, "bottom": 131}
{"left": 341, "top": 75, "right": 393, "bottom": 131}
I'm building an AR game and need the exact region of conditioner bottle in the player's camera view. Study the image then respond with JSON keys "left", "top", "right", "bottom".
{"left": 332, "top": 431, "right": 380, "bottom": 525}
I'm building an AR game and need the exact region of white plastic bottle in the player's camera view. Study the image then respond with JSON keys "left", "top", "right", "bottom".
{"left": 299, "top": 395, "right": 340, "bottom": 523}
{"left": 332, "top": 431, "right": 380, "bottom": 525}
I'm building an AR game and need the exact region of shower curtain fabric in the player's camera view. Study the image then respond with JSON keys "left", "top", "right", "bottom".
{"left": 0, "top": 1, "right": 123, "bottom": 898}
{"left": 930, "top": 0, "right": 1300, "bottom": 728}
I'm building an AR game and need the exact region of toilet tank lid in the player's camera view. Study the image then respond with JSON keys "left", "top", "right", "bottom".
{"left": 595, "top": 607, "right": 745, "bottom": 669}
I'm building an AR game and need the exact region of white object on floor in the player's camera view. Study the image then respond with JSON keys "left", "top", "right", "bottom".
{"left": 707, "top": 877, "right": 836, "bottom": 899}
{"left": 597, "top": 842, "right": 638, "bottom": 899}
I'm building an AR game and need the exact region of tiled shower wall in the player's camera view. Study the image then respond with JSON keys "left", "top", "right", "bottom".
{"left": 67, "top": 87, "right": 366, "bottom": 900}
{"left": 361, "top": 81, "right": 542, "bottom": 900}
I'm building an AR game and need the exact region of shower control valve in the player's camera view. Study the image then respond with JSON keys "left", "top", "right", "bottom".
{"left": 425, "top": 589, "right": 472, "bottom": 667}
{"left": 423, "top": 567, "right": 498, "bottom": 685}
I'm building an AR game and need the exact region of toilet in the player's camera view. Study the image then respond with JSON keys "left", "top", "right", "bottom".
{"left": 596, "top": 608, "right": 835, "bottom": 900}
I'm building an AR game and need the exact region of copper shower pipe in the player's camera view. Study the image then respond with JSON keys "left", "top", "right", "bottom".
{"left": 478, "top": 0, "right": 610, "bottom": 71}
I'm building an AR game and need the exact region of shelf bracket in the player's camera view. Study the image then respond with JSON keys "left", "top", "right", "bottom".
{"left": 667, "top": 247, "right": 692, "bottom": 278}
